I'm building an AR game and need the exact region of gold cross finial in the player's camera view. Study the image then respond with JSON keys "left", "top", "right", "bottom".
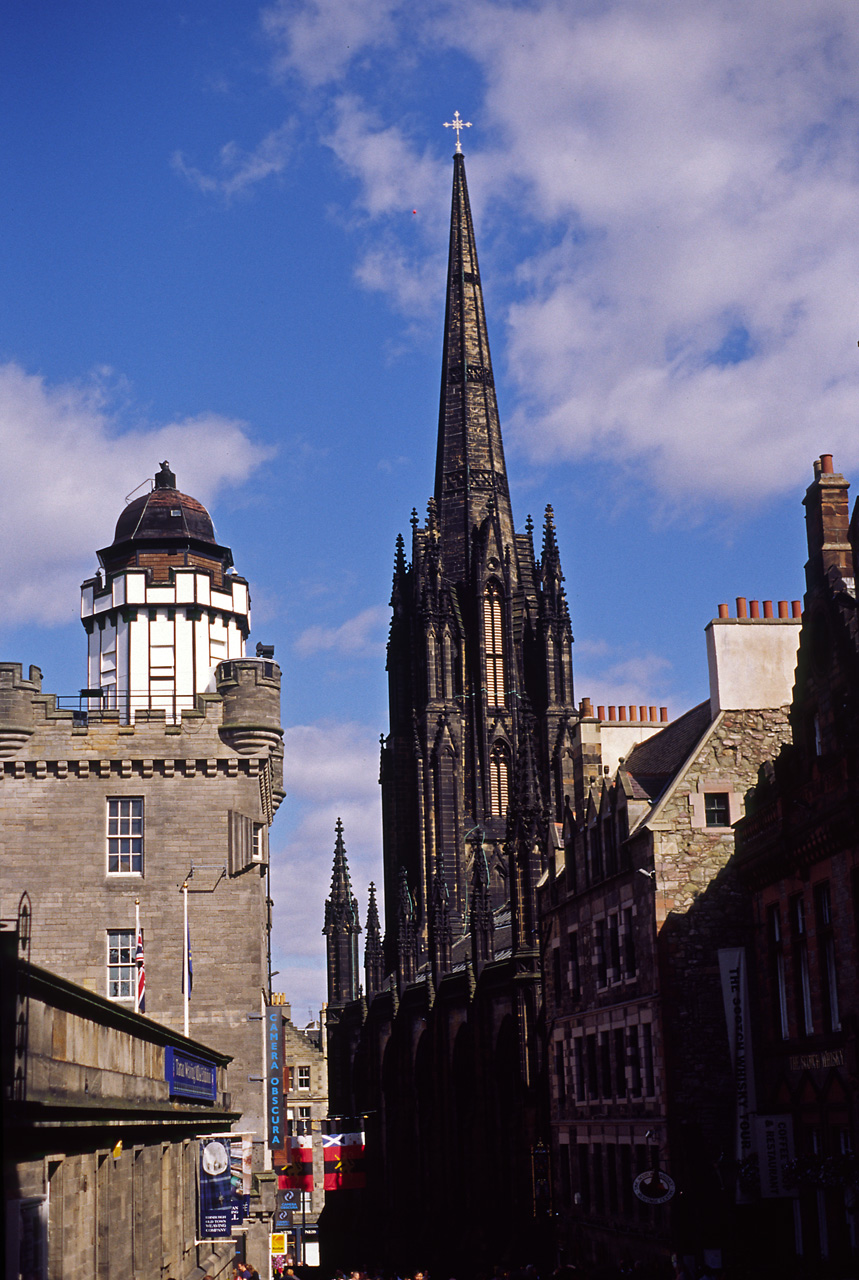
{"left": 443, "top": 110, "right": 472, "bottom": 153}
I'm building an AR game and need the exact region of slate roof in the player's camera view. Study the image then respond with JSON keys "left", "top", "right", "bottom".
{"left": 622, "top": 699, "right": 713, "bottom": 802}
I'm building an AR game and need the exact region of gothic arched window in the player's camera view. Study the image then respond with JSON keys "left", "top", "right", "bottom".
{"left": 483, "top": 583, "right": 506, "bottom": 706}
{"left": 489, "top": 743, "right": 510, "bottom": 817}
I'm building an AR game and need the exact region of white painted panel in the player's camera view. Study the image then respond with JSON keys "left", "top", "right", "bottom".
{"left": 175, "top": 572, "right": 195, "bottom": 603}
{"left": 174, "top": 613, "right": 194, "bottom": 696}
{"left": 150, "top": 645, "right": 175, "bottom": 672}
{"left": 126, "top": 573, "right": 146, "bottom": 604}
{"left": 88, "top": 626, "right": 100, "bottom": 687}
{"left": 115, "top": 616, "right": 129, "bottom": 697}
{"left": 227, "top": 621, "right": 244, "bottom": 659}
{"left": 80, "top": 584, "right": 94, "bottom": 617}
{"left": 231, "top": 581, "right": 249, "bottom": 615}
{"left": 196, "top": 574, "right": 211, "bottom": 605}
{"left": 196, "top": 616, "right": 214, "bottom": 692}
{"left": 210, "top": 589, "right": 232, "bottom": 610}
{"left": 129, "top": 613, "right": 149, "bottom": 699}
{"left": 150, "top": 617, "right": 174, "bottom": 645}
{"left": 146, "top": 586, "right": 175, "bottom": 604}
{"left": 112, "top": 576, "right": 127, "bottom": 607}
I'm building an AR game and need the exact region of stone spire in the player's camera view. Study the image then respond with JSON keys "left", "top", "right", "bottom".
{"left": 323, "top": 818, "right": 361, "bottom": 1007}
{"left": 434, "top": 152, "right": 515, "bottom": 584}
{"left": 364, "top": 881, "right": 385, "bottom": 999}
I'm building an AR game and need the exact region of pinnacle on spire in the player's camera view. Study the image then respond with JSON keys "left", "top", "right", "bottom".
{"left": 364, "top": 881, "right": 386, "bottom": 999}
{"left": 324, "top": 818, "right": 360, "bottom": 934}
{"left": 434, "top": 152, "right": 515, "bottom": 584}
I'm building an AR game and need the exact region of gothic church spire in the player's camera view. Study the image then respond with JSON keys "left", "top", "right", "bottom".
{"left": 434, "top": 153, "right": 515, "bottom": 584}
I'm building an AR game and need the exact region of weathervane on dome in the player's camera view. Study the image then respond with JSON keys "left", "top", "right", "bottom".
{"left": 443, "top": 110, "right": 472, "bottom": 153}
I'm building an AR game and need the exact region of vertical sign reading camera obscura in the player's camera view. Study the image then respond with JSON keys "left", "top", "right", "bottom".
{"left": 266, "top": 1005, "right": 285, "bottom": 1150}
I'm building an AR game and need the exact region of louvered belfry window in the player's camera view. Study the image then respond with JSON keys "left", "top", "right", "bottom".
{"left": 483, "top": 584, "right": 506, "bottom": 706}
{"left": 489, "top": 745, "right": 509, "bottom": 817}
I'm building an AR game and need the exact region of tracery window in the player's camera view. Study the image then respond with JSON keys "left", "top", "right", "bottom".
{"left": 483, "top": 584, "right": 506, "bottom": 706}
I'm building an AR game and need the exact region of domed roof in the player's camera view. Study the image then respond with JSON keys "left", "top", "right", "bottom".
{"left": 111, "top": 461, "right": 216, "bottom": 546}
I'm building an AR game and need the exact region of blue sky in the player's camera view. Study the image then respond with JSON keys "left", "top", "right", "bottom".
{"left": 4, "top": 0, "right": 859, "bottom": 1018}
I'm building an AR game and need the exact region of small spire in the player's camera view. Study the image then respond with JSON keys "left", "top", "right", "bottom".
{"left": 364, "top": 882, "right": 385, "bottom": 999}
{"left": 323, "top": 818, "right": 361, "bottom": 1007}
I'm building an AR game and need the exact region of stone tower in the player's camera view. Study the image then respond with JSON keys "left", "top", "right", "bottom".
{"left": 380, "top": 151, "right": 578, "bottom": 976}
{"left": 0, "top": 463, "right": 283, "bottom": 1154}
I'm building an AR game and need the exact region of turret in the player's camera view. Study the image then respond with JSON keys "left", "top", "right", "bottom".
{"left": 81, "top": 462, "right": 250, "bottom": 723}
{"left": 0, "top": 663, "right": 41, "bottom": 758}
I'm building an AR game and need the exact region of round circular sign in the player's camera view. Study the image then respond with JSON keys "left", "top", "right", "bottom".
{"left": 202, "top": 1140, "right": 229, "bottom": 1177}
{"left": 633, "top": 1169, "right": 676, "bottom": 1204}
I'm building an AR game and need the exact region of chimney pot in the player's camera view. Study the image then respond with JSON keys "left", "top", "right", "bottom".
{"left": 736, "top": 597, "right": 748, "bottom": 619}
{"left": 660, "top": 707, "right": 669, "bottom": 722}
{"left": 750, "top": 599, "right": 760, "bottom": 618}
{"left": 718, "top": 603, "right": 729, "bottom": 618}
{"left": 649, "top": 706, "right": 657, "bottom": 722}
{"left": 639, "top": 705, "right": 647, "bottom": 722}
{"left": 792, "top": 600, "right": 802, "bottom": 618}
{"left": 580, "top": 697, "right": 593, "bottom": 717}
{"left": 778, "top": 600, "right": 789, "bottom": 618}
{"left": 821, "top": 453, "right": 834, "bottom": 474}
{"left": 608, "top": 706, "right": 617, "bottom": 721}
{"left": 597, "top": 705, "right": 606, "bottom": 721}
{"left": 763, "top": 600, "right": 773, "bottom": 618}
{"left": 629, "top": 705, "right": 638, "bottom": 721}
{"left": 619, "top": 706, "right": 627, "bottom": 721}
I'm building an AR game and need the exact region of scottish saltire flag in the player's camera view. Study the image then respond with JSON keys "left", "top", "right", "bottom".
{"left": 135, "top": 927, "right": 145, "bottom": 1013}
{"left": 182, "top": 921, "right": 193, "bottom": 996}
{"left": 277, "top": 1134, "right": 313, "bottom": 1191}
{"left": 322, "top": 1132, "right": 366, "bottom": 1190}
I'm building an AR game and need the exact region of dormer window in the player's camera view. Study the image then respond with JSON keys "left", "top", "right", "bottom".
{"left": 170, "top": 508, "right": 181, "bottom": 517}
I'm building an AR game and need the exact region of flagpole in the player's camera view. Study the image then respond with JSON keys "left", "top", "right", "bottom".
{"left": 134, "top": 898, "right": 141, "bottom": 1014}
{"left": 183, "top": 880, "right": 189, "bottom": 1037}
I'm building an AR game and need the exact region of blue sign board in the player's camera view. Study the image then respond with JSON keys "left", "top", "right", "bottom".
{"left": 265, "top": 1005, "right": 285, "bottom": 1149}
{"left": 165, "top": 1046, "right": 218, "bottom": 1101}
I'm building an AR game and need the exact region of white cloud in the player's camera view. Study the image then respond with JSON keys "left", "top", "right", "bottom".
{"left": 294, "top": 605, "right": 388, "bottom": 659}
{"left": 575, "top": 645, "right": 676, "bottom": 717}
{"left": 172, "top": 121, "right": 294, "bottom": 198}
{"left": 264, "top": 0, "right": 859, "bottom": 506}
{"left": 0, "top": 362, "right": 272, "bottom": 627}
{"left": 261, "top": 0, "right": 403, "bottom": 87}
